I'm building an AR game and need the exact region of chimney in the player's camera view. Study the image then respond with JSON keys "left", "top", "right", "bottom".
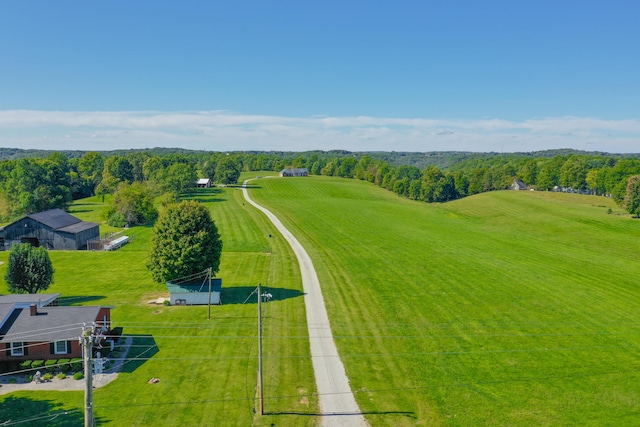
{"left": 30, "top": 304, "right": 37, "bottom": 316}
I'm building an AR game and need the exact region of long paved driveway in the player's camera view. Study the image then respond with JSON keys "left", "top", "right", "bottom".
{"left": 242, "top": 179, "right": 368, "bottom": 427}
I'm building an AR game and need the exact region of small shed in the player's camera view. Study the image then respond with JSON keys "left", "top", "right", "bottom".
{"left": 196, "top": 178, "right": 212, "bottom": 188}
{"left": 166, "top": 278, "right": 222, "bottom": 305}
{"left": 0, "top": 209, "right": 100, "bottom": 251}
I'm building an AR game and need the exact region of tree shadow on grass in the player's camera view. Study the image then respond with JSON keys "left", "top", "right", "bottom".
{"left": 117, "top": 334, "right": 159, "bottom": 374}
{"left": 180, "top": 188, "right": 227, "bottom": 204}
{"left": 222, "top": 286, "right": 304, "bottom": 305}
{"left": 0, "top": 396, "right": 108, "bottom": 426}
{"left": 187, "top": 196, "right": 227, "bottom": 204}
{"left": 58, "top": 295, "right": 107, "bottom": 306}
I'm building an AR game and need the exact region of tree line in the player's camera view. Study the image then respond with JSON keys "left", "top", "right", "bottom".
{"left": 1, "top": 149, "right": 640, "bottom": 224}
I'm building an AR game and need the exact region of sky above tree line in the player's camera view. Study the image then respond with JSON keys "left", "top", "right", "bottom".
{"left": 1, "top": 1, "right": 639, "bottom": 153}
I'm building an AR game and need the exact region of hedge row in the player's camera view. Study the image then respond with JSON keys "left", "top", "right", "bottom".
{"left": 17, "top": 358, "right": 83, "bottom": 373}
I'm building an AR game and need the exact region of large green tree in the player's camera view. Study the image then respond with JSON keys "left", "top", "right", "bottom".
{"left": 104, "top": 182, "right": 158, "bottom": 227}
{"left": 214, "top": 157, "right": 241, "bottom": 185}
{"left": 5, "top": 244, "right": 55, "bottom": 294}
{"left": 623, "top": 175, "right": 640, "bottom": 217}
{"left": 147, "top": 200, "right": 223, "bottom": 283}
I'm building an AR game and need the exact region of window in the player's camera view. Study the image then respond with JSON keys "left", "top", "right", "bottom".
{"left": 54, "top": 341, "right": 69, "bottom": 355}
{"left": 10, "top": 342, "right": 24, "bottom": 356}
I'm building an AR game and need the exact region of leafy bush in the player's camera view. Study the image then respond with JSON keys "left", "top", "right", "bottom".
{"left": 42, "top": 373, "right": 53, "bottom": 381}
{"left": 106, "top": 211, "right": 127, "bottom": 227}
{"left": 44, "top": 359, "right": 58, "bottom": 372}
{"left": 31, "top": 360, "right": 44, "bottom": 369}
{"left": 8, "top": 378, "right": 17, "bottom": 384}
{"left": 56, "top": 373, "right": 67, "bottom": 380}
{"left": 26, "top": 374, "right": 33, "bottom": 382}
{"left": 107, "top": 327, "right": 123, "bottom": 343}
{"left": 2, "top": 361, "right": 19, "bottom": 373}
{"left": 70, "top": 358, "right": 83, "bottom": 372}
{"left": 58, "top": 358, "right": 71, "bottom": 372}
{"left": 73, "top": 371, "right": 84, "bottom": 380}
{"left": 19, "top": 360, "right": 32, "bottom": 370}
{"left": 5, "top": 243, "right": 54, "bottom": 294}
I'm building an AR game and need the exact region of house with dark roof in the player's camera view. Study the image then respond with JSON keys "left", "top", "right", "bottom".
{"left": 510, "top": 179, "right": 528, "bottom": 191}
{"left": 0, "top": 294, "right": 111, "bottom": 364}
{"left": 0, "top": 208, "right": 100, "bottom": 251}
{"left": 279, "top": 168, "right": 309, "bottom": 177}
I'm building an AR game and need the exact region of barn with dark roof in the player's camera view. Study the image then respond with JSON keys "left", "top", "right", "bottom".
{"left": 0, "top": 208, "right": 100, "bottom": 251}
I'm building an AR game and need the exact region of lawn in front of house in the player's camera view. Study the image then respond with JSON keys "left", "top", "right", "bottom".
{"left": 0, "top": 181, "right": 316, "bottom": 426}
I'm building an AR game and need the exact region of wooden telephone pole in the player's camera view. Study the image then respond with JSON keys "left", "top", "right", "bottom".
{"left": 82, "top": 325, "right": 94, "bottom": 427}
{"left": 257, "top": 283, "right": 264, "bottom": 415}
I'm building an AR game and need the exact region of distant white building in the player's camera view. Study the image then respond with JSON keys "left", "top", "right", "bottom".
{"left": 279, "top": 168, "right": 309, "bottom": 177}
{"left": 510, "top": 179, "right": 527, "bottom": 190}
{"left": 196, "top": 178, "right": 212, "bottom": 188}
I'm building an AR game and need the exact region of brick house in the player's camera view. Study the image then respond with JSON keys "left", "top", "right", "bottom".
{"left": 0, "top": 294, "right": 111, "bottom": 364}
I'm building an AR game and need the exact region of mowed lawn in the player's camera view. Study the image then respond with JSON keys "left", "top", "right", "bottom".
{"left": 0, "top": 184, "right": 317, "bottom": 426}
{"left": 249, "top": 175, "right": 640, "bottom": 426}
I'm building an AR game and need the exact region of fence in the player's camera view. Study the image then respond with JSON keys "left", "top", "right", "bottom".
{"left": 87, "top": 230, "right": 133, "bottom": 251}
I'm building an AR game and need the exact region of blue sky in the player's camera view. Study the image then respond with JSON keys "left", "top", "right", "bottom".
{"left": 1, "top": 1, "right": 639, "bottom": 153}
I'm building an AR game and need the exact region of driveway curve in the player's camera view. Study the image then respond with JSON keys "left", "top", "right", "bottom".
{"left": 242, "top": 179, "right": 367, "bottom": 427}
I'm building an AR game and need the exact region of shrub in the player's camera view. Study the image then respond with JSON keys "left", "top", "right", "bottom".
{"left": 44, "top": 359, "right": 58, "bottom": 372}
{"left": 56, "top": 373, "right": 67, "bottom": 380}
{"left": 110, "top": 352, "right": 120, "bottom": 359}
{"left": 26, "top": 374, "right": 33, "bottom": 382}
{"left": 31, "top": 360, "right": 44, "bottom": 369}
{"left": 19, "top": 360, "right": 32, "bottom": 370}
{"left": 8, "top": 378, "right": 17, "bottom": 384}
{"left": 42, "top": 373, "right": 53, "bottom": 381}
{"left": 58, "top": 358, "right": 71, "bottom": 372}
{"left": 107, "top": 327, "right": 123, "bottom": 341}
{"left": 73, "top": 371, "right": 84, "bottom": 380}
{"left": 3, "top": 362, "right": 19, "bottom": 373}
{"left": 70, "top": 358, "right": 83, "bottom": 372}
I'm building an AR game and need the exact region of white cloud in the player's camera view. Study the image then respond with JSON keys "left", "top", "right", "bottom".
{"left": 0, "top": 110, "right": 638, "bottom": 153}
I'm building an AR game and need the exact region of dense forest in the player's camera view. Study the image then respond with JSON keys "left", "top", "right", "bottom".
{"left": 1, "top": 147, "right": 640, "bottom": 225}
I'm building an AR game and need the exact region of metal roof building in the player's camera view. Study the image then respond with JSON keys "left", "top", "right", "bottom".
{"left": 0, "top": 209, "right": 99, "bottom": 250}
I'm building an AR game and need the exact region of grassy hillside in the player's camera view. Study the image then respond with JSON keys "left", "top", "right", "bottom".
{"left": 249, "top": 176, "right": 640, "bottom": 426}
{"left": 0, "top": 185, "right": 317, "bottom": 426}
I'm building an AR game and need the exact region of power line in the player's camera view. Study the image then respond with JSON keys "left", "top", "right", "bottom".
{"left": 90, "top": 365, "right": 640, "bottom": 411}
{"left": 0, "top": 409, "right": 79, "bottom": 426}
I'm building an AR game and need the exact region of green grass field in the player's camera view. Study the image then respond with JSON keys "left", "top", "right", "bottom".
{"left": 3, "top": 175, "right": 640, "bottom": 426}
{"left": 0, "top": 184, "right": 318, "bottom": 426}
{"left": 248, "top": 176, "right": 640, "bottom": 426}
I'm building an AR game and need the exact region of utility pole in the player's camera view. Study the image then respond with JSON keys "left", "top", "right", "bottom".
{"left": 257, "top": 283, "right": 264, "bottom": 415}
{"left": 207, "top": 267, "right": 212, "bottom": 320}
{"left": 82, "top": 325, "right": 94, "bottom": 427}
